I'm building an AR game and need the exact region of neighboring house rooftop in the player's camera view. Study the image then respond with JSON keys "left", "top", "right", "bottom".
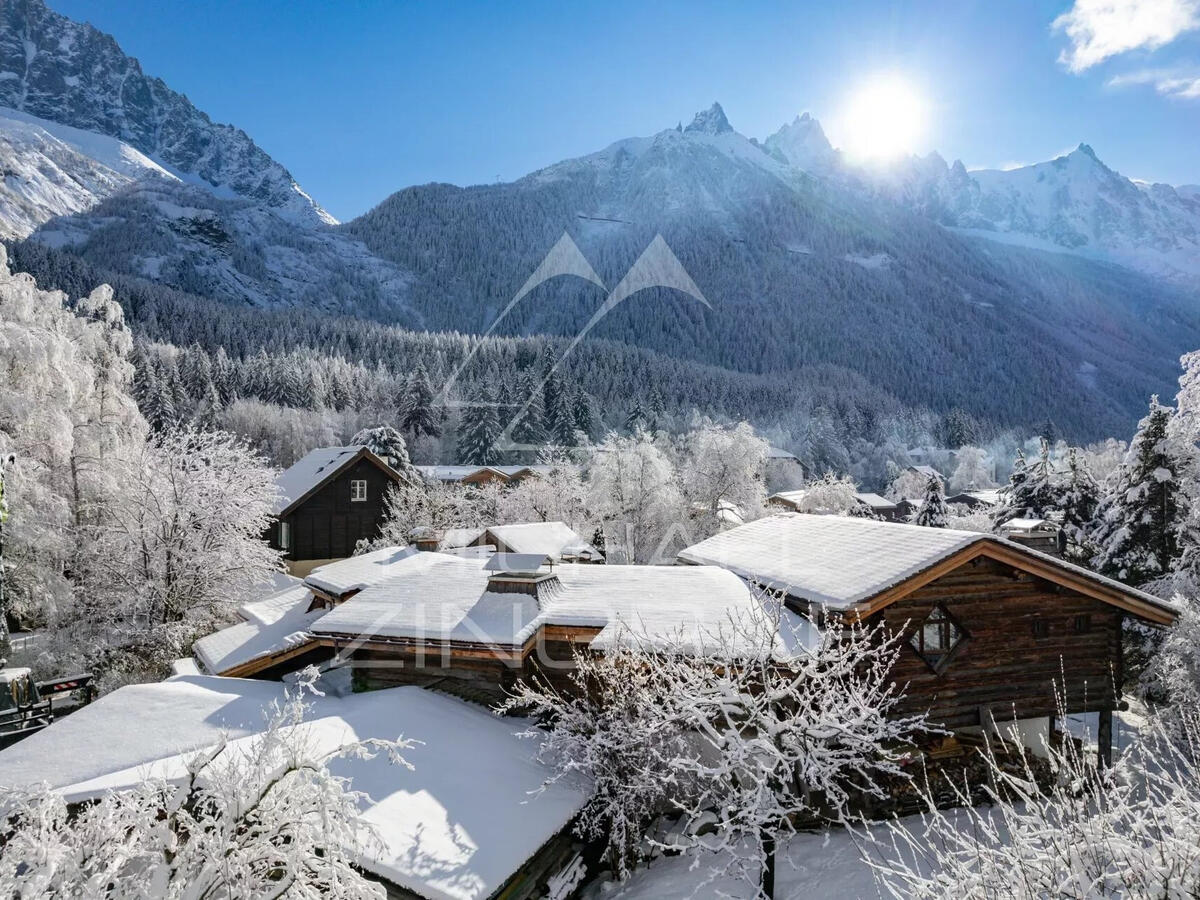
{"left": 274, "top": 446, "right": 402, "bottom": 516}
{"left": 484, "top": 521, "right": 601, "bottom": 561}
{"left": 767, "top": 446, "right": 799, "bottom": 460}
{"left": 907, "top": 464, "right": 943, "bottom": 481}
{"left": 0, "top": 676, "right": 587, "bottom": 900}
{"left": 677, "top": 513, "right": 1175, "bottom": 624}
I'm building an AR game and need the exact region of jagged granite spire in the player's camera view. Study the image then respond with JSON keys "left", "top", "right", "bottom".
{"left": 685, "top": 102, "right": 734, "bottom": 135}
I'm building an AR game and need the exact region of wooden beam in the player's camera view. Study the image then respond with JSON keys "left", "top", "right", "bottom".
{"left": 220, "top": 640, "right": 322, "bottom": 679}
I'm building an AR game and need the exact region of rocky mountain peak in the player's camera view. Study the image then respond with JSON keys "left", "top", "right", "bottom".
{"left": 685, "top": 102, "right": 734, "bottom": 135}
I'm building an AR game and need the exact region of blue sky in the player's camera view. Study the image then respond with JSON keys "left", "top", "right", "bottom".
{"left": 49, "top": 0, "right": 1200, "bottom": 221}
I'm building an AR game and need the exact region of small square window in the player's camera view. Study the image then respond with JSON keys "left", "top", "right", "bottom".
{"left": 1073, "top": 614, "right": 1092, "bottom": 634}
{"left": 1032, "top": 618, "right": 1049, "bottom": 639}
{"left": 350, "top": 480, "right": 368, "bottom": 502}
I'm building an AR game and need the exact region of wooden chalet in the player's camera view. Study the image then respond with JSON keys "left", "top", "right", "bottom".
{"left": 679, "top": 513, "right": 1176, "bottom": 761}
{"left": 414, "top": 465, "right": 551, "bottom": 486}
{"left": 269, "top": 446, "right": 405, "bottom": 574}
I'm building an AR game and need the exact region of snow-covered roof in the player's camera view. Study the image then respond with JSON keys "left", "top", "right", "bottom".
{"left": 965, "top": 489, "right": 1002, "bottom": 505}
{"left": 273, "top": 446, "right": 364, "bottom": 515}
{"left": 484, "top": 521, "right": 601, "bottom": 560}
{"left": 0, "top": 677, "right": 587, "bottom": 900}
{"left": 679, "top": 514, "right": 990, "bottom": 609}
{"left": 1002, "top": 517, "right": 1055, "bottom": 532}
{"left": 310, "top": 552, "right": 806, "bottom": 657}
{"left": 304, "top": 546, "right": 423, "bottom": 597}
{"left": 854, "top": 492, "right": 897, "bottom": 509}
{"left": 414, "top": 465, "right": 552, "bottom": 484}
{"left": 766, "top": 446, "right": 799, "bottom": 460}
{"left": 195, "top": 584, "right": 322, "bottom": 676}
{"left": 678, "top": 514, "right": 1176, "bottom": 620}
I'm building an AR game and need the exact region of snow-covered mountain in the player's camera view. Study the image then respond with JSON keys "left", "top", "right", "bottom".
{"left": 0, "top": 106, "right": 180, "bottom": 239}
{"left": 860, "top": 141, "right": 1200, "bottom": 283}
{"left": 0, "top": 0, "right": 332, "bottom": 228}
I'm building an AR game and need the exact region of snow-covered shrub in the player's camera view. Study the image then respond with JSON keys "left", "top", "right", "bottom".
{"left": 0, "top": 674, "right": 412, "bottom": 898}
{"left": 873, "top": 706, "right": 1200, "bottom": 899}
{"left": 505, "top": 591, "right": 926, "bottom": 898}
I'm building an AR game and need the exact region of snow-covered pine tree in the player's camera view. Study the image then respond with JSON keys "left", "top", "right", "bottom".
{"left": 991, "top": 444, "right": 1057, "bottom": 529}
{"left": 1092, "top": 397, "right": 1195, "bottom": 587}
{"left": 456, "top": 391, "right": 501, "bottom": 465}
{"left": 1057, "top": 447, "right": 1101, "bottom": 561}
{"left": 573, "top": 390, "right": 598, "bottom": 444}
{"left": 511, "top": 370, "right": 548, "bottom": 448}
{"left": 351, "top": 426, "right": 416, "bottom": 481}
{"left": 624, "top": 398, "right": 647, "bottom": 433}
{"left": 544, "top": 373, "right": 576, "bottom": 446}
{"left": 913, "top": 475, "right": 950, "bottom": 527}
{"left": 400, "top": 365, "right": 441, "bottom": 439}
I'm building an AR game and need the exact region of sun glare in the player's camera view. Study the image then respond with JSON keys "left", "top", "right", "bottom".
{"left": 838, "top": 76, "right": 927, "bottom": 164}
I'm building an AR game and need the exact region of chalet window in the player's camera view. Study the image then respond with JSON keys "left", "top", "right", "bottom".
{"left": 279, "top": 521, "right": 291, "bottom": 550}
{"left": 1032, "top": 618, "right": 1049, "bottom": 639}
{"left": 909, "top": 605, "right": 965, "bottom": 671}
{"left": 1073, "top": 614, "right": 1092, "bottom": 634}
{"left": 350, "top": 480, "right": 368, "bottom": 502}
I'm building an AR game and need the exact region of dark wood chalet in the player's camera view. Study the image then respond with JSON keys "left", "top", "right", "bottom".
{"left": 269, "top": 446, "right": 405, "bottom": 573}
{"left": 679, "top": 513, "right": 1176, "bottom": 763}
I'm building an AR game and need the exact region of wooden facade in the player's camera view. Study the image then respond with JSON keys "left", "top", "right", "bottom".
{"left": 270, "top": 449, "right": 401, "bottom": 564}
{"left": 870, "top": 556, "right": 1123, "bottom": 729}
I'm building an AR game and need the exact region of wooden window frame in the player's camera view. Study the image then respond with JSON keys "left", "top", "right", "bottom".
{"left": 909, "top": 604, "right": 968, "bottom": 674}
{"left": 350, "top": 479, "right": 368, "bottom": 503}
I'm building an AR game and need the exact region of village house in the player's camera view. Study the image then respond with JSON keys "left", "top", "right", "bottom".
{"left": 414, "top": 465, "right": 551, "bottom": 486}
{"left": 0, "top": 675, "right": 588, "bottom": 900}
{"left": 411, "top": 521, "right": 603, "bottom": 563}
{"left": 768, "top": 489, "right": 902, "bottom": 521}
{"left": 268, "top": 446, "right": 406, "bottom": 575}
{"left": 764, "top": 445, "right": 804, "bottom": 492}
{"left": 678, "top": 514, "right": 1176, "bottom": 761}
{"left": 196, "top": 514, "right": 1174, "bottom": 763}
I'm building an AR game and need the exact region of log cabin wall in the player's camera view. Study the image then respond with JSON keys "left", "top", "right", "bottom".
{"left": 271, "top": 457, "right": 394, "bottom": 561}
{"left": 874, "top": 556, "right": 1122, "bottom": 730}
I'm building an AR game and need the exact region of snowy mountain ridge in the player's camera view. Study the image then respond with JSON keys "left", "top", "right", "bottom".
{"left": 0, "top": 0, "right": 333, "bottom": 228}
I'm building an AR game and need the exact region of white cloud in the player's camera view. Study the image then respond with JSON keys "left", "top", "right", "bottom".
{"left": 1108, "top": 67, "right": 1200, "bottom": 97}
{"left": 1052, "top": 0, "right": 1200, "bottom": 72}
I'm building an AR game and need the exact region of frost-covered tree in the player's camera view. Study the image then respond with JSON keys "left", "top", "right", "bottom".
{"left": 587, "top": 431, "right": 684, "bottom": 564}
{"left": 948, "top": 446, "right": 994, "bottom": 492}
{"left": 992, "top": 440, "right": 1056, "bottom": 528}
{"left": 351, "top": 425, "right": 416, "bottom": 481}
{"left": 0, "top": 676, "right": 411, "bottom": 899}
{"left": 875, "top": 704, "right": 1200, "bottom": 900}
{"left": 679, "top": 421, "right": 769, "bottom": 537}
{"left": 795, "top": 472, "right": 859, "bottom": 514}
{"left": 399, "top": 364, "right": 441, "bottom": 439}
{"left": 0, "top": 250, "right": 145, "bottom": 630}
{"left": 1092, "top": 398, "right": 1195, "bottom": 587}
{"left": 511, "top": 370, "right": 548, "bottom": 448}
{"left": 456, "top": 392, "right": 501, "bottom": 465}
{"left": 366, "top": 478, "right": 481, "bottom": 550}
{"left": 1057, "top": 447, "right": 1101, "bottom": 561}
{"left": 507, "top": 595, "right": 925, "bottom": 898}
{"left": 913, "top": 475, "right": 950, "bottom": 527}
{"left": 497, "top": 450, "right": 589, "bottom": 527}
{"left": 68, "top": 428, "right": 282, "bottom": 687}
{"left": 887, "top": 468, "right": 934, "bottom": 503}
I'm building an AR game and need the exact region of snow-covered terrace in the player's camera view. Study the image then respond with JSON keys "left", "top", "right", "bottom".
{"left": 0, "top": 676, "right": 587, "bottom": 900}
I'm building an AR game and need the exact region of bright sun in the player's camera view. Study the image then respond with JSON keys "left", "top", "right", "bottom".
{"left": 839, "top": 76, "right": 927, "bottom": 163}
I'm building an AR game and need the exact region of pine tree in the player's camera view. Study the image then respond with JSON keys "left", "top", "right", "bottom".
{"left": 457, "top": 391, "right": 501, "bottom": 465}
{"left": 351, "top": 426, "right": 416, "bottom": 481}
{"left": 1093, "top": 397, "right": 1195, "bottom": 586}
{"left": 913, "top": 475, "right": 950, "bottom": 527}
{"left": 544, "top": 373, "right": 575, "bottom": 446}
{"left": 1057, "top": 447, "right": 1101, "bottom": 561}
{"left": 573, "top": 390, "right": 598, "bottom": 444}
{"left": 625, "top": 398, "right": 647, "bottom": 433}
{"left": 991, "top": 444, "right": 1059, "bottom": 528}
{"left": 401, "top": 365, "right": 441, "bottom": 439}
{"left": 512, "top": 370, "right": 548, "bottom": 448}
